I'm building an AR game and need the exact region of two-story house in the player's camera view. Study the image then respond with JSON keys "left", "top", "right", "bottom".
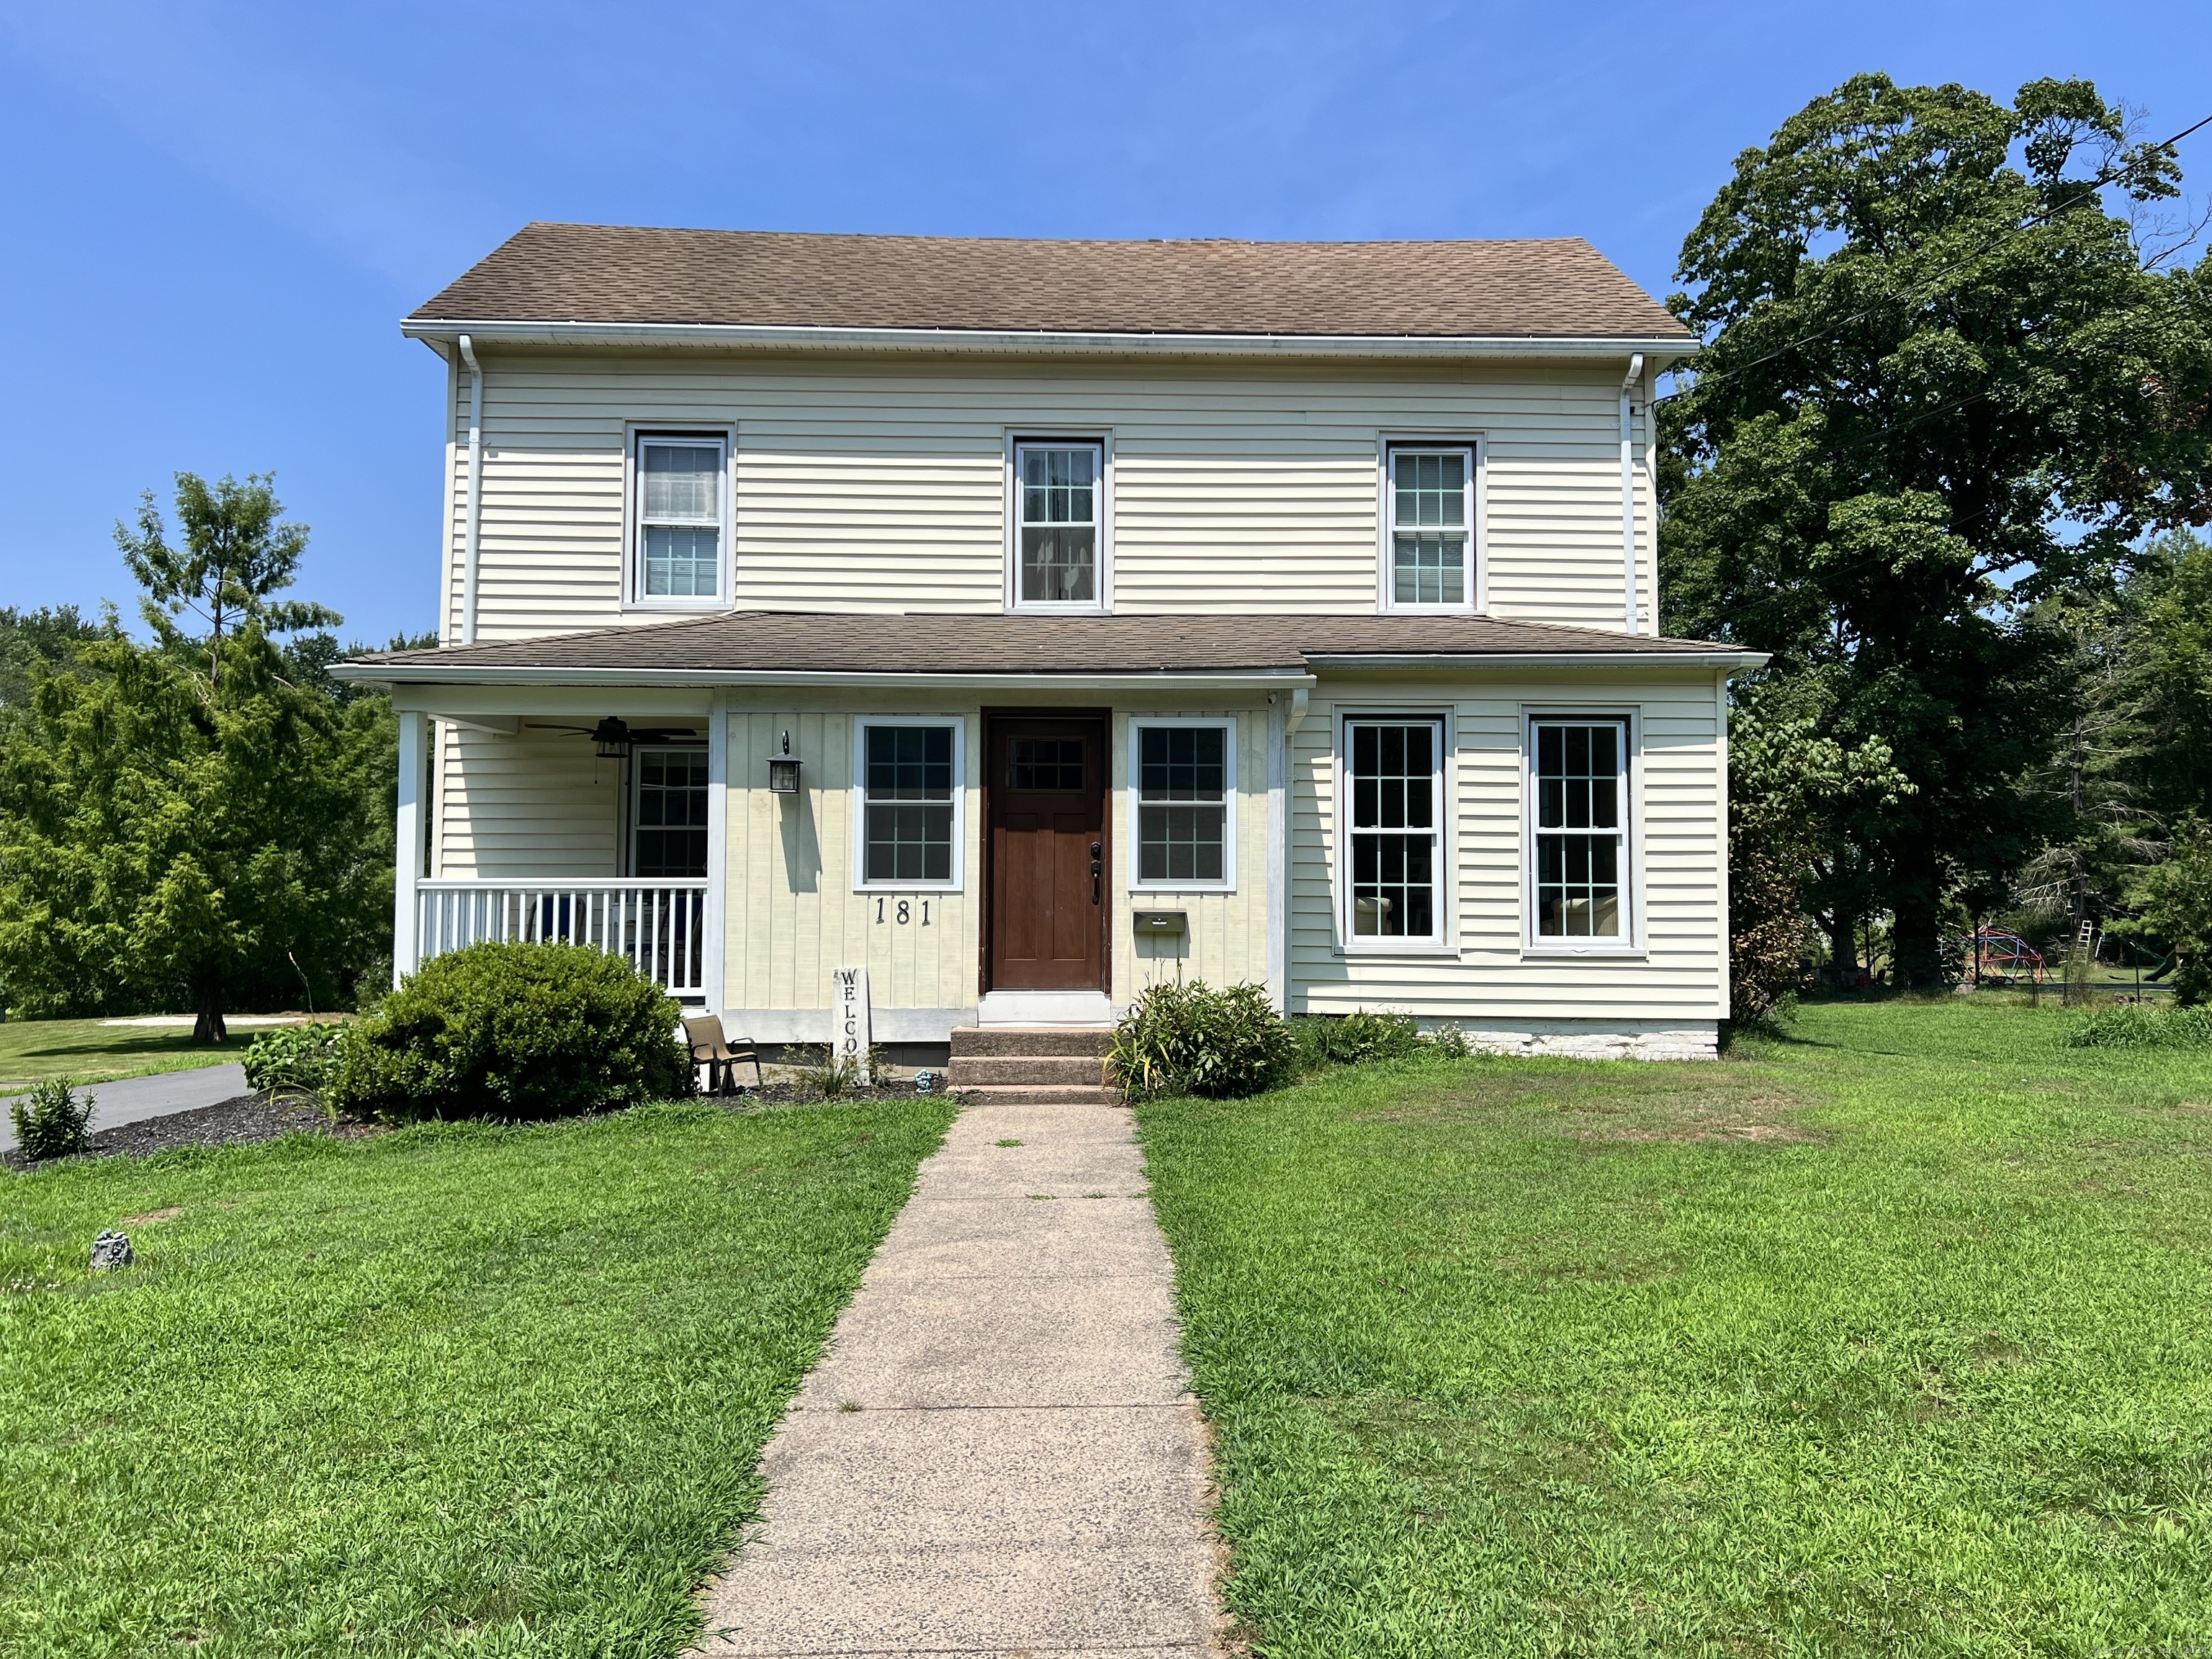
{"left": 338, "top": 225, "right": 1759, "bottom": 1061}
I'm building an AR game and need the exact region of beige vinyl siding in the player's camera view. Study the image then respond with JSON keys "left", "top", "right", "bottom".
{"left": 1111, "top": 708, "right": 1274, "bottom": 999}
{"left": 440, "top": 352, "right": 1658, "bottom": 639}
{"left": 430, "top": 724, "right": 619, "bottom": 878}
{"left": 1288, "top": 669, "right": 1725, "bottom": 1023}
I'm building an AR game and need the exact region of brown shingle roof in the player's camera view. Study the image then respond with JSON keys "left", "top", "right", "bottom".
{"left": 346, "top": 612, "right": 1740, "bottom": 679}
{"left": 409, "top": 225, "right": 1691, "bottom": 341}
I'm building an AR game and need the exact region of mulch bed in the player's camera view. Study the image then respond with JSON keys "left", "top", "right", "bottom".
{"left": 5, "top": 1092, "right": 377, "bottom": 1169}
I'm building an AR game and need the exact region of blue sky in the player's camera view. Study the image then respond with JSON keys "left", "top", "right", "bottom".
{"left": 1, "top": 0, "right": 2207, "bottom": 644}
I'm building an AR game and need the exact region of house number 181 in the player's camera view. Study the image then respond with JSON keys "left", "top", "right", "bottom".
{"left": 874, "top": 898, "right": 931, "bottom": 925}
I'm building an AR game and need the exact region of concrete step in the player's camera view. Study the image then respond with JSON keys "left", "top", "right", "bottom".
{"left": 948, "top": 1055, "right": 1112, "bottom": 1087}
{"left": 956, "top": 1084, "right": 1124, "bottom": 1107}
{"left": 950, "top": 1026, "right": 1115, "bottom": 1059}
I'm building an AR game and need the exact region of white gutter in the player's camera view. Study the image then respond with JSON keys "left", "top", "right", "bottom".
{"left": 1303, "top": 650, "right": 1768, "bottom": 671}
{"left": 457, "top": 334, "right": 485, "bottom": 645}
{"left": 403, "top": 315, "right": 1701, "bottom": 367}
{"left": 1619, "top": 352, "right": 1645, "bottom": 635}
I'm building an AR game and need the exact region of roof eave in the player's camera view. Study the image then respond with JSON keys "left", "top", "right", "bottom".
{"left": 1303, "top": 651, "right": 1769, "bottom": 671}
{"left": 399, "top": 316, "right": 1700, "bottom": 365}
{"left": 330, "top": 662, "right": 1321, "bottom": 692}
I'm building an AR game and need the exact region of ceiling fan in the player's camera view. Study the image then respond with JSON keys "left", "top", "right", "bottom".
{"left": 524, "top": 716, "right": 703, "bottom": 758}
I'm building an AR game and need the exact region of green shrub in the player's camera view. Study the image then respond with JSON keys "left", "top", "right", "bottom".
{"left": 1291, "top": 1009, "right": 1427, "bottom": 1070}
{"left": 241, "top": 1023, "right": 346, "bottom": 1097}
{"left": 327, "top": 943, "right": 692, "bottom": 1122}
{"left": 1109, "top": 980, "right": 1292, "bottom": 1102}
{"left": 10, "top": 1078, "right": 95, "bottom": 1160}
{"left": 2062, "top": 1002, "right": 2212, "bottom": 1049}
{"left": 788, "top": 1044, "right": 884, "bottom": 1098}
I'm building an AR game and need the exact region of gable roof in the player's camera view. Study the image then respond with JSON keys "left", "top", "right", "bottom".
{"left": 408, "top": 225, "right": 1692, "bottom": 344}
{"left": 340, "top": 611, "right": 1753, "bottom": 685}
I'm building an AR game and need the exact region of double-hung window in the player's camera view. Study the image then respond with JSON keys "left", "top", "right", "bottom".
{"left": 1343, "top": 718, "right": 1446, "bottom": 943}
{"left": 634, "top": 433, "right": 726, "bottom": 603}
{"left": 634, "top": 747, "right": 709, "bottom": 878}
{"left": 855, "top": 721, "right": 962, "bottom": 888}
{"left": 1530, "top": 719, "right": 1629, "bottom": 942}
{"left": 1013, "top": 440, "right": 1104, "bottom": 608}
{"left": 1132, "top": 721, "right": 1233, "bottom": 887}
{"left": 1385, "top": 444, "right": 1475, "bottom": 611}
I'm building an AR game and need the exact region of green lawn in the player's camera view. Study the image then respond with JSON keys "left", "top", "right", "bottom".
{"left": 0, "top": 1017, "right": 248, "bottom": 1087}
{"left": 0, "top": 1097, "right": 952, "bottom": 1658}
{"left": 1139, "top": 1001, "right": 2212, "bottom": 1656}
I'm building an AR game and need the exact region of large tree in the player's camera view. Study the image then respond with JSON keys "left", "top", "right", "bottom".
{"left": 0, "top": 475, "right": 394, "bottom": 1040}
{"left": 1662, "top": 76, "right": 2212, "bottom": 985}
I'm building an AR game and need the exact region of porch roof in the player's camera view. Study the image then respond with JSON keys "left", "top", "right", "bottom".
{"left": 336, "top": 612, "right": 1763, "bottom": 687}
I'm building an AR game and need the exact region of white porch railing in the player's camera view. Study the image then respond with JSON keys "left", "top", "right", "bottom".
{"left": 413, "top": 880, "right": 710, "bottom": 997}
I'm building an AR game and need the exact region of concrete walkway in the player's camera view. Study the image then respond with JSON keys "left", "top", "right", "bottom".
{"left": 0, "top": 1064, "right": 249, "bottom": 1154}
{"left": 695, "top": 1092, "right": 1223, "bottom": 1657}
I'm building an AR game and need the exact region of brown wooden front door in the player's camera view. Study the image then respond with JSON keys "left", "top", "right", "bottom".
{"left": 986, "top": 714, "right": 1107, "bottom": 992}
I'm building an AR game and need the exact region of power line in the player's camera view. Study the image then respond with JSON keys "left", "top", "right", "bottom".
{"left": 1659, "top": 110, "right": 2212, "bottom": 405}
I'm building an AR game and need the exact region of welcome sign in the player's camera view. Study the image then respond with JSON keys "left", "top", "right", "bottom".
{"left": 832, "top": 966, "right": 872, "bottom": 1083}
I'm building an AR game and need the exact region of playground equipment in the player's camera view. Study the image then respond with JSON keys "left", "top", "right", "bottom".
{"left": 1968, "top": 927, "right": 2048, "bottom": 984}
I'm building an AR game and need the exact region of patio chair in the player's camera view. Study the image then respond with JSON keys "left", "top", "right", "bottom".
{"left": 683, "top": 1014, "right": 763, "bottom": 1095}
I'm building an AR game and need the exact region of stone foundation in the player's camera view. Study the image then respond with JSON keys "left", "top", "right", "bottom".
{"left": 1434, "top": 1019, "right": 1720, "bottom": 1061}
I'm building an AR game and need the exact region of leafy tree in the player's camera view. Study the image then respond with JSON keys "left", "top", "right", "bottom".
{"left": 1662, "top": 75, "right": 2212, "bottom": 986}
{"left": 0, "top": 606, "right": 116, "bottom": 735}
{"left": 2126, "top": 814, "right": 2212, "bottom": 1004}
{"left": 1728, "top": 684, "right": 1911, "bottom": 1022}
{"left": 2129, "top": 529, "right": 2212, "bottom": 823}
{"left": 116, "top": 472, "right": 338, "bottom": 693}
{"left": 0, "top": 476, "right": 398, "bottom": 1040}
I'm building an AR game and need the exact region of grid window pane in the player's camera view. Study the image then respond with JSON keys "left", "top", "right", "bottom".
{"left": 639, "top": 439, "right": 722, "bottom": 598}
{"left": 1346, "top": 721, "right": 1440, "bottom": 939}
{"left": 1534, "top": 721, "right": 1624, "bottom": 938}
{"left": 635, "top": 747, "right": 709, "bottom": 878}
{"left": 1389, "top": 449, "right": 1470, "bottom": 607}
{"left": 1017, "top": 445, "right": 1099, "bottom": 603}
{"left": 1138, "top": 727, "right": 1226, "bottom": 883}
{"left": 1009, "top": 738, "right": 1084, "bottom": 791}
{"left": 864, "top": 727, "right": 954, "bottom": 883}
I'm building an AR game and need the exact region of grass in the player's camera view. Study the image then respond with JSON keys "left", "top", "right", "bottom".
{"left": 0, "top": 1096, "right": 953, "bottom": 1658}
{"left": 1138, "top": 999, "right": 2212, "bottom": 1656}
{"left": 0, "top": 1017, "right": 247, "bottom": 1088}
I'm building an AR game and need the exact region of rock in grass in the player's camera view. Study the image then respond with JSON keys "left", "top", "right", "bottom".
{"left": 89, "top": 1231, "right": 133, "bottom": 1272}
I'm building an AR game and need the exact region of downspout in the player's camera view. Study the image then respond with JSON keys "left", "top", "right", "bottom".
{"left": 1619, "top": 352, "right": 1645, "bottom": 635}
{"left": 457, "top": 334, "right": 484, "bottom": 645}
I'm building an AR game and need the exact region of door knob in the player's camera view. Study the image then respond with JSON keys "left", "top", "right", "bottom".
{"left": 1090, "top": 842, "right": 1102, "bottom": 903}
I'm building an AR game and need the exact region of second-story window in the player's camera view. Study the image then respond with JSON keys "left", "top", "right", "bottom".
{"left": 1385, "top": 445, "right": 1475, "bottom": 611}
{"left": 636, "top": 434, "right": 726, "bottom": 602}
{"left": 1015, "top": 440, "right": 1103, "bottom": 608}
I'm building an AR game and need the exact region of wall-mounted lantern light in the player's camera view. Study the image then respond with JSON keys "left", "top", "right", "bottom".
{"left": 592, "top": 717, "right": 633, "bottom": 760}
{"left": 767, "top": 729, "right": 802, "bottom": 793}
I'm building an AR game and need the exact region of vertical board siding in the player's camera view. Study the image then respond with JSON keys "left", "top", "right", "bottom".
{"left": 441, "top": 353, "right": 1658, "bottom": 638}
{"left": 1289, "top": 671, "right": 1724, "bottom": 1022}
{"left": 1111, "top": 707, "right": 1275, "bottom": 999}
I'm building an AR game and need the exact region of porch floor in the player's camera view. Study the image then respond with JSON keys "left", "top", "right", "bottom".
{"left": 692, "top": 1089, "right": 1222, "bottom": 1656}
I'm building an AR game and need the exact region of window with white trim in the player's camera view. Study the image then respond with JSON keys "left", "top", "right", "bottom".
{"left": 634, "top": 747, "right": 709, "bottom": 878}
{"left": 1385, "top": 445, "right": 1474, "bottom": 609}
{"left": 1344, "top": 719, "right": 1444, "bottom": 942}
{"left": 634, "top": 434, "right": 725, "bottom": 601}
{"left": 1531, "top": 719, "right": 1627, "bottom": 940}
{"left": 858, "top": 722, "right": 960, "bottom": 886}
{"left": 1132, "top": 721, "right": 1233, "bottom": 887}
{"left": 1014, "top": 440, "right": 1102, "bottom": 608}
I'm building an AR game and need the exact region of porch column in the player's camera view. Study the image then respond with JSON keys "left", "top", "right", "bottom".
{"left": 703, "top": 693, "right": 730, "bottom": 1011}
{"left": 393, "top": 710, "right": 426, "bottom": 987}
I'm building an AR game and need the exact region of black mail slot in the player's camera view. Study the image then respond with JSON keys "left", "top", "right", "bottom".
{"left": 1133, "top": 909, "right": 1187, "bottom": 935}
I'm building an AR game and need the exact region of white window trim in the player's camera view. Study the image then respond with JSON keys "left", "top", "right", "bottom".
{"left": 1336, "top": 713, "right": 1455, "bottom": 954}
{"left": 1376, "top": 436, "right": 1484, "bottom": 616}
{"left": 1521, "top": 709, "right": 1645, "bottom": 957}
{"left": 624, "top": 424, "right": 735, "bottom": 612}
{"left": 629, "top": 742, "right": 711, "bottom": 878}
{"left": 850, "top": 714, "right": 968, "bottom": 893}
{"left": 1127, "top": 716, "right": 1238, "bottom": 892}
{"left": 1005, "top": 431, "right": 1112, "bottom": 615}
